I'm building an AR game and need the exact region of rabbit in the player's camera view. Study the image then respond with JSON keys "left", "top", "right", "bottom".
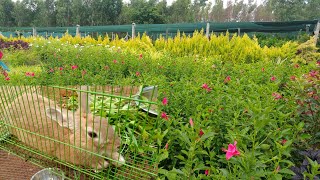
{"left": 0, "top": 86, "right": 125, "bottom": 170}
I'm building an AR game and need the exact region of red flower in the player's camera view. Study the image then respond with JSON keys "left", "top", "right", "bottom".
{"left": 224, "top": 141, "right": 241, "bottom": 160}
{"left": 25, "top": 72, "right": 35, "bottom": 77}
{"left": 272, "top": 92, "right": 282, "bottom": 100}
{"left": 2, "top": 71, "right": 8, "bottom": 77}
{"left": 161, "top": 112, "right": 169, "bottom": 120}
{"left": 189, "top": 118, "right": 194, "bottom": 127}
{"left": 135, "top": 71, "right": 140, "bottom": 76}
{"left": 199, "top": 129, "right": 204, "bottom": 137}
{"left": 5, "top": 77, "right": 10, "bottom": 81}
{"left": 59, "top": 67, "right": 63, "bottom": 71}
{"left": 281, "top": 139, "right": 287, "bottom": 145}
{"left": 139, "top": 54, "right": 143, "bottom": 59}
{"left": 113, "top": 59, "right": 117, "bottom": 63}
{"left": 0, "top": 51, "right": 3, "bottom": 59}
{"left": 270, "top": 76, "right": 276, "bottom": 81}
{"left": 224, "top": 76, "right": 231, "bottom": 83}
{"left": 162, "top": 97, "right": 168, "bottom": 105}
{"left": 201, "top": 83, "right": 211, "bottom": 92}
{"left": 261, "top": 68, "right": 265, "bottom": 72}
{"left": 290, "top": 76, "right": 296, "bottom": 81}
{"left": 205, "top": 170, "right": 209, "bottom": 176}
{"left": 71, "top": 65, "right": 78, "bottom": 70}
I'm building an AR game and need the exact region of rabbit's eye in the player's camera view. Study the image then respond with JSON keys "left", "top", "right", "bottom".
{"left": 88, "top": 131, "right": 98, "bottom": 138}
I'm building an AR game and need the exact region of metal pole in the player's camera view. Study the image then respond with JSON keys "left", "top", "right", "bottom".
{"left": 32, "top": 27, "right": 37, "bottom": 37}
{"left": 76, "top": 25, "right": 80, "bottom": 37}
{"left": 132, "top": 22, "right": 136, "bottom": 39}
{"left": 206, "top": 22, "right": 210, "bottom": 39}
{"left": 314, "top": 21, "right": 320, "bottom": 46}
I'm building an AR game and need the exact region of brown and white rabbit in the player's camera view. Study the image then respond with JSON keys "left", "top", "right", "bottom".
{"left": 1, "top": 86, "right": 125, "bottom": 170}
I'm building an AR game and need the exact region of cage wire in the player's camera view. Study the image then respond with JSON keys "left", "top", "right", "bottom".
{"left": 0, "top": 85, "right": 160, "bottom": 180}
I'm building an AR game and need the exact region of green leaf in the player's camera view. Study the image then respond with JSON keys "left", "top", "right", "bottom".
{"left": 279, "top": 168, "right": 295, "bottom": 175}
{"left": 200, "top": 132, "right": 216, "bottom": 141}
{"left": 158, "top": 151, "right": 169, "bottom": 162}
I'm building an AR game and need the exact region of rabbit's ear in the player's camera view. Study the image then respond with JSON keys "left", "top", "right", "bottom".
{"left": 77, "top": 86, "right": 91, "bottom": 114}
{"left": 46, "top": 108, "right": 75, "bottom": 130}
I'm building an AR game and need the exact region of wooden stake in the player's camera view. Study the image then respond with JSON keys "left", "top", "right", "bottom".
{"left": 206, "top": 22, "right": 210, "bottom": 38}
{"left": 314, "top": 21, "right": 320, "bottom": 46}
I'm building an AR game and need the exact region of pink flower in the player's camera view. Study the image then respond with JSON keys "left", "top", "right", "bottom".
{"left": 71, "top": 65, "right": 78, "bottom": 70}
{"left": 272, "top": 92, "right": 282, "bottom": 100}
{"left": 270, "top": 76, "right": 276, "bottom": 81}
{"left": 165, "top": 143, "right": 169, "bottom": 150}
{"left": 30, "top": 72, "right": 35, "bottom": 77}
{"left": 2, "top": 71, "right": 8, "bottom": 77}
{"left": 261, "top": 68, "right": 265, "bottom": 72}
{"left": 189, "top": 118, "right": 194, "bottom": 127}
{"left": 309, "top": 70, "right": 318, "bottom": 77}
{"left": 161, "top": 112, "right": 169, "bottom": 120}
{"left": 5, "top": 77, "right": 10, "bottom": 81}
{"left": 199, "top": 129, "right": 204, "bottom": 137}
{"left": 205, "top": 170, "right": 209, "bottom": 176}
{"left": 224, "top": 76, "right": 231, "bottom": 83}
{"left": 162, "top": 97, "right": 168, "bottom": 105}
{"left": 201, "top": 83, "right": 211, "bottom": 92}
{"left": 113, "top": 59, "right": 117, "bottom": 63}
{"left": 290, "top": 76, "right": 296, "bottom": 81}
{"left": 25, "top": 72, "right": 30, "bottom": 76}
{"left": 49, "top": 68, "right": 54, "bottom": 73}
{"left": 135, "top": 71, "right": 140, "bottom": 76}
{"left": 0, "top": 51, "right": 3, "bottom": 59}
{"left": 139, "top": 54, "right": 143, "bottom": 59}
{"left": 224, "top": 141, "right": 240, "bottom": 160}
{"left": 59, "top": 67, "right": 63, "bottom": 71}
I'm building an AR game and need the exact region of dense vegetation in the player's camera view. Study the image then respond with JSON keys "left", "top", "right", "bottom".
{"left": 0, "top": 32, "right": 319, "bottom": 179}
{"left": 0, "top": 0, "right": 319, "bottom": 27}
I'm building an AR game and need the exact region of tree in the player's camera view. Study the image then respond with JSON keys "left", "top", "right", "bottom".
{"left": 268, "top": 0, "right": 307, "bottom": 21}
{"left": 0, "top": 0, "right": 15, "bottom": 26}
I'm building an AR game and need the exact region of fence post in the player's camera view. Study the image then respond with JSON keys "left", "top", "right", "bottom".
{"left": 314, "top": 20, "right": 320, "bottom": 46}
{"left": 32, "top": 27, "right": 37, "bottom": 37}
{"left": 132, "top": 22, "right": 136, "bottom": 39}
{"left": 76, "top": 25, "right": 80, "bottom": 37}
{"left": 238, "top": 28, "right": 240, "bottom": 36}
{"left": 206, "top": 22, "right": 210, "bottom": 39}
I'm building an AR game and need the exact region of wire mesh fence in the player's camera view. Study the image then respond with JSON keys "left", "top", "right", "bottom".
{"left": 0, "top": 85, "right": 160, "bottom": 179}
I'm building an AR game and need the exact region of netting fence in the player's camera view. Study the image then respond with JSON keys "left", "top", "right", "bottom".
{"left": 0, "top": 20, "right": 319, "bottom": 40}
{"left": 0, "top": 85, "right": 160, "bottom": 179}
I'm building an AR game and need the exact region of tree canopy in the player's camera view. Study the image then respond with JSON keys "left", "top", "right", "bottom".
{"left": 0, "top": 0, "right": 319, "bottom": 27}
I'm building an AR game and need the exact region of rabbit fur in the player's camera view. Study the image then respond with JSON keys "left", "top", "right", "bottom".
{"left": 1, "top": 86, "right": 125, "bottom": 170}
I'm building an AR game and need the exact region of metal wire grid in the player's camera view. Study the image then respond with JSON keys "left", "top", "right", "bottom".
{"left": 0, "top": 85, "right": 159, "bottom": 180}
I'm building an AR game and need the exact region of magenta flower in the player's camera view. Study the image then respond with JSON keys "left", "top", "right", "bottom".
{"left": 224, "top": 76, "right": 231, "bottom": 83}
{"left": 270, "top": 76, "right": 276, "bottom": 81}
{"left": 224, "top": 141, "right": 240, "bottom": 160}
{"left": 161, "top": 112, "right": 169, "bottom": 120}
{"left": 309, "top": 70, "right": 318, "bottom": 77}
{"left": 189, "top": 118, "right": 194, "bottom": 127}
{"left": 0, "top": 51, "right": 3, "bottom": 59}
{"left": 26, "top": 72, "right": 35, "bottom": 77}
{"left": 201, "top": 83, "right": 211, "bottom": 92}
{"left": 71, "top": 65, "right": 78, "bottom": 70}
{"left": 162, "top": 97, "right": 168, "bottom": 105}
{"left": 205, "top": 170, "right": 209, "bottom": 176}
{"left": 272, "top": 92, "right": 282, "bottom": 100}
